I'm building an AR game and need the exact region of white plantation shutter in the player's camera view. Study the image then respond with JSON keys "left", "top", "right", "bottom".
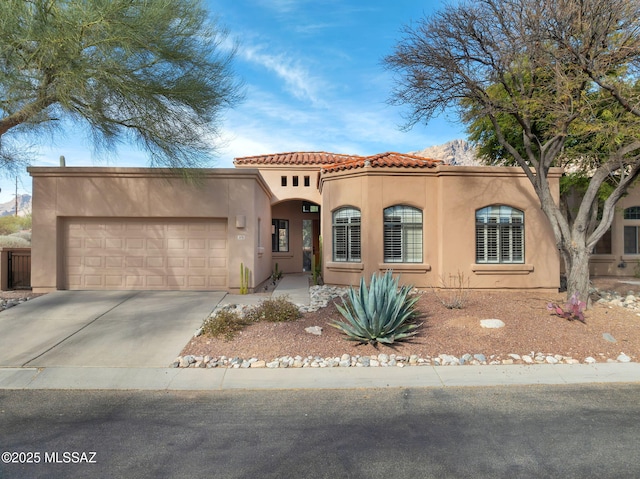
{"left": 384, "top": 216, "right": 402, "bottom": 262}
{"left": 476, "top": 206, "right": 524, "bottom": 264}
{"left": 384, "top": 206, "right": 422, "bottom": 263}
{"left": 333, "top": 208, "right": 361, "bottom": 262}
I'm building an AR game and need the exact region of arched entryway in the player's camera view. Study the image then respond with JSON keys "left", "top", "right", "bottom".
{"left": 271, "top": 199, "right": 321, "bottom": 273}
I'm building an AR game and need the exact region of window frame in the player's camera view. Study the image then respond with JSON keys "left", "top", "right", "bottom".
{"left": 332, "top": 207, "right": 361, "bottom": 262}
{"left": 383, "top": 205, "right": 423, "bottom": 263}
{"left": 475, "top": 205, "right": 525, "bottom": 264}
{"left": 624, "top": 206, "right": 640, "bottom": 255}
{"left": 271, "top": 219, "right": 289, "bottom": 253}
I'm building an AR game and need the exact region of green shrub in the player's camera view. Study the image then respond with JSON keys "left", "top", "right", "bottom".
{"left": 245, "top": 296, "right": 301, "bottom": 323}
{"left": 0, "top": 215, "right": 31, "bottom": 235}
{"left": 0, "top": 235, "right": 30, "bottom": 248}
{"left": 201, "top": 309, "right": 250, "bottom": 341}
{"left": 9, "top": 231, "right": 31, "bottom": 242}
{"left": 331, "top": 271, "right": 421, "bottom": 345}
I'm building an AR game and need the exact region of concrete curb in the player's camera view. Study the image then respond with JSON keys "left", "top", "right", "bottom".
{"left": 1, "top": 363, "right": 639, "bottom": 391}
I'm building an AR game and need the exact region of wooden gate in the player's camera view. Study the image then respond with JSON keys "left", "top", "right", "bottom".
{"left": 8, "top": 250, "right": 31, "bottom": 290}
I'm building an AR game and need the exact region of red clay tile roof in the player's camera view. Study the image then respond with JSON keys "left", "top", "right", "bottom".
{"left": 234, "top": 151, "right": 361, "bottom": 166}
{"left": 321, "top": 152, "right": 442, "bottom": 173}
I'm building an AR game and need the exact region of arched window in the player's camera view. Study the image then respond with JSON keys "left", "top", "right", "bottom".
{"left": 476, "top": 205, "right": 524, "bottom": 263}
{"left": 383, "top": 205, "right": 423, "bottom": 263}
{"left": 624, "top": 206, "right": 640, "bottom": 254}
{"left": 332, "top": 207, "right": 361, "bottom": 262}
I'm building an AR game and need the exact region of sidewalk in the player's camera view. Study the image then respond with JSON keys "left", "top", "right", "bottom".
{"left": 1, "top": 275, "right": 640, "bottom": 390}
{"left": 1, "top": 362, "right": 640, "bottom": 390}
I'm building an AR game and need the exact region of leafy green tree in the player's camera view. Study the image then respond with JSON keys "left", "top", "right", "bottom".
{"left": 464, "top": 85, "right": 633, "bottom": 224}
{"left": 0, "top": 0, "right": 242, "bottom": 172}
{"left": 385, "top": 0, "right": 640, "bottom": 302}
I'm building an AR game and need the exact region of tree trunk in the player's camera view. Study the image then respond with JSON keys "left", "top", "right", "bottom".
{"left": 564, "top": 245, "right": 592, "bottom": 305}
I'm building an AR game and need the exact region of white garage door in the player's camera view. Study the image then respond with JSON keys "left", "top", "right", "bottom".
{"left": 64, "top": 218, "right": 228, "bottom": 290}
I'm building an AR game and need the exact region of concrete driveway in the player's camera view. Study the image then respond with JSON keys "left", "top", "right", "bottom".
{"left": 0, "top": 291, "right": 224, "bottom": 368}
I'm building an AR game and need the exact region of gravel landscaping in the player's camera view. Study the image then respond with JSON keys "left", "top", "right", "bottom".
{"left": 179, "top": 277, "right": 640, "bottom": 368}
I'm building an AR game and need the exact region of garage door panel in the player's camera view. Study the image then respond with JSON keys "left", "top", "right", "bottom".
{"left": 105, "top": 276, "right": 124, "bottom": 287}
{"left": 84, "top": 275, "right": 103, "bottom": 287}
{"left": 105, "top": 238, "right": 123, "bottom": 249}
{"left": 64, "top": 218, "right": 228, "bottom": 290}
{"left": 105, "top": 256, "right": 123, "bottom": 268}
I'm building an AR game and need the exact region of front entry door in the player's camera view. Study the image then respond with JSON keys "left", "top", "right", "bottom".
{"left": 302, "top": 219, "right": 320, "bottom": 272}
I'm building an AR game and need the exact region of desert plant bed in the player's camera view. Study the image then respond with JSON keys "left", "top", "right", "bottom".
{"left": 182, "top": 280, "right": 640, "bottom": 365}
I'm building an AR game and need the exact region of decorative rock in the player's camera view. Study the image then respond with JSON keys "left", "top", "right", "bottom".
{"left": 473, "top": 353, "right": 486, "bottom": 363}
{"left": 584, "top": 356, "right": 597, "bottom": 364}
{"left": 251, "top": 360, "right": 266, "bottom": 368}
{"left": 480, "top": 319, "right": 505, "bottom": 329}
{"left": 602, "top": 333, "right": 617, "bottom": 343}
{"left": 617, "top": 353, "right": 632, "bottom": 363}
{"left": 508, "top": 353, "right": 521, "bottom": 360}
{"left": 439, "top": 354, "right": 460, "bottom": 366}
{"left": 179, "top": 356, "right": 191, "bottom": 368}
{"left": 304, "top": 326, "right": 323, "bottom": 336}
{"left": 521, "top": 355, "right": 534, "bottom": 364}
{"left": 545, "top": 356, "right": 559, "bottom": 364}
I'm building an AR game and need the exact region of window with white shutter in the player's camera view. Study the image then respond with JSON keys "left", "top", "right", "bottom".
{"left": 383, "top": 206, "right": 422, "bottom": 263}
{"left": 332, "top": 207, "right": 361, "bottom": 262}
{"left": 476, "top": 206, "right": 524, "bottom": 263}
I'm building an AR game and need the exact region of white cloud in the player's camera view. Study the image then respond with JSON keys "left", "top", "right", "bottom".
{"left": 253, "top": 0, "right": 304, "bottom": 14}
{"left": 240, "top": 44, "right": 327, "bottom": 107}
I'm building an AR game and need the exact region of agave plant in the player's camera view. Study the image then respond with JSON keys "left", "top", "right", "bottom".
{"left": 331, "top": 271, "right": 421, "bottom": 345}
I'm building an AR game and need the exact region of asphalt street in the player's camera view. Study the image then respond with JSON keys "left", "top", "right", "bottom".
{"left": 1, "top": 384, "right": 640, "bottom": 478}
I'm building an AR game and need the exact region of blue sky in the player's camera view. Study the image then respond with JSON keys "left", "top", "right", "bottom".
{"left": 4, "top": 0, "right": 466, "bottom": 203}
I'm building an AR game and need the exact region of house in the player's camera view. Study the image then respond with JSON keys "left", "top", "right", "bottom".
{"left": 28, "top": 152, "right": 563, "bottom": 293}
{"left": 590, "top": 186, "right": 640, "bottom": 277}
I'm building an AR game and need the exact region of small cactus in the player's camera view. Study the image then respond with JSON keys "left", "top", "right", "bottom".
{"left": 240, "top": 262, "right": 250, "bottom": 294}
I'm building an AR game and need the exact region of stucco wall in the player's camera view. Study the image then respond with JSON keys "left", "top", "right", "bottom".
{"left": 320, "top": 165, "right": 561, "bottom": 291}
{"left": 28, "top": 167, "right": 272, "bottom": 292}
{"left": 235, "top": 166, "right": 322, "bottom": 205}
{"left": 590, "top": 186, "right": 640, "bottom": 277}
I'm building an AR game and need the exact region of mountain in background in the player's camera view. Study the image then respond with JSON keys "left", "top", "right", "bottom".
{"left": 410, "top": 139, "right": 481, "bottom": 166}
{"left": 0, "top": 194, "right": 32, "bottom": 217}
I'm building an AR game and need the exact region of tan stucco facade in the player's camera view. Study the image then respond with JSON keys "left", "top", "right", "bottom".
{"left": 28, "top": 158, "right": 563, "bottom": 293}
{"left": 28, "top": 167, "right": 272, "bottom": 293}
{"left": 590, "top": 186, "right": 640, "bottom": 277}
{"left": 320, "top": 165, "right": 562, "bottom": 291}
